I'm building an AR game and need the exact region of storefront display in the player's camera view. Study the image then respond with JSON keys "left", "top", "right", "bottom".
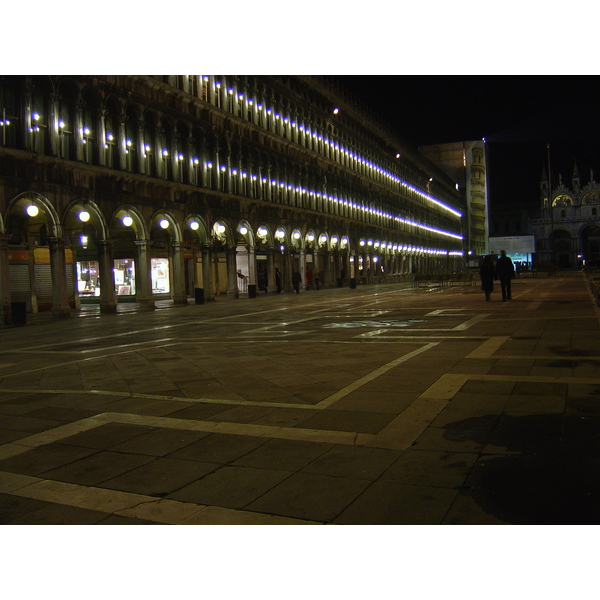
{"left": 76, "top": 261, "right": 100, "bottom": 297}
{"left": 151, "top": 258, "right": 169, "bottom": 294}
{"left": 114, "top": 258, "right": 135, "bottom": 295}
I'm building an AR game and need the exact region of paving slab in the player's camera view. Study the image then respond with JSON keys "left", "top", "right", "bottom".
{"left": 168, "top": 465, "right": 292, "bottom": 509}
{"left": 58, "top": 422, "right": 155, "bottom": 449}
{"left": 100, "top": 457, "right": 220, "bottom": 496}
{"left": 1, "top": 274, "right": 599, "bottom": 525}
{"left": 0, "top": 443, "right": 100, "bottom": 476}
{"left": 333, "top": 480, "right": 459, "bottom": 525}
{"left": 231, "top": 437, "right": 333, "bottom": 471}
{"left": 244, "top": 471, "right": 372, "bottom": 522}
{"left": 41, "top": 451, "right": 155, "bottom": 486}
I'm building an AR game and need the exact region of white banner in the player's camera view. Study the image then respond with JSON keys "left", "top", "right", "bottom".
{"left": 489, "top": 236, "right": 535, "bottom": 254}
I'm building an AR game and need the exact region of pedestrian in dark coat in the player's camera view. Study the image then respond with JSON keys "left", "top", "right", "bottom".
{"left": 495, "top": 250, "right": 515, "bottom": 301}
{"left": 479, "top": 255, "right": 495, "bottom": 301}
{"left": 292, "top": 269, "right": 302, "bottom": 294}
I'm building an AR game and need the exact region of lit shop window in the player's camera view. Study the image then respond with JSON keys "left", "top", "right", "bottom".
{"left": 114, "top": 259, "right": 136, "bottom": 295}
{"left": 77, "top": 261, "right": 100, "bottom": 297}
{"left": 151, "top": 258, "right": 170, "bottom": 293}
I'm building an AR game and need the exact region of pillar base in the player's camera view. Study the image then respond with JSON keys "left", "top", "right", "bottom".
{"left": 137, "top": 299, "right": 156, "bottom": 310}
{"left": 100, "top": 303, "right": 118, "bottom": 314}
{"left": 52, "top": 306, "right": 71, "bottom": 318}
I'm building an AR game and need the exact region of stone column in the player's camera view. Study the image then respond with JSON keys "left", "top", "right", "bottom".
{"left": 49, "top": 93, "right": 60, "bottom": 156}
{"left": 267, "top": 251, "right": 277, "bottom": 294}
{"left": 97, "top": 240, "right": 117, "bottom": 313}
{"left": 138, "top": 123, "right": 147, "bottom": 175}
{"left": 28, "top": 245, "right": 38, "bottom": 313}
{"left": 75, "top": 102, "right": 84, "bottom": 162}
{"left": 71, "top": 249, "right": 81, "bottom": 311}
{"left": 99, "top": 109, "right": 108, "bottom": 167}
{"left": 22, "top": 80, "right": 33, "bottom": 150}
{"left": 299, "top": 248, "right": 306, "bottom": 291}
{"left": 284, "top": 250, "right": 293, "bottom": 293}
{"left": 226, "top": 246, "right": 238, "bottom": 299}
{"left": 0, "top": 234, "right": 11, "bottom": 325}
{"left": 119, "top": 114, "right": 128, "bottom": 171}
{"left": 322, "top": 250, "right": 331, "bottom": 288}
{"left": 247, "top": 244, "right": 257, "bottom": 297}
{"left": 349, "top": 251, "right": 356, "bottom": 284}
{"left": 49, "top": 237, "right": 71, "bottom": 318}
{"left": 201, "top": 246, "right": 214, "bottom": 301}
{"left": 134, "top": 240, "right": 155, "bottom": 309}
{"left": 171, "top": 241, "right": 187, "bottom": 304}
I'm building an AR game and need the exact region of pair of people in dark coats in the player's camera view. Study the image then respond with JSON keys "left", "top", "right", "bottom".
{"left": 480, "top": 250, "right": 515, "bottom": 301}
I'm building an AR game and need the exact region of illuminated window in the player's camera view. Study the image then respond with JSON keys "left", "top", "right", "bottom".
{"left": 114, "top": 259, "right": 136, "bottom": 295}
{"left": 151, "top": 258, "right": 170, "bottom": 294}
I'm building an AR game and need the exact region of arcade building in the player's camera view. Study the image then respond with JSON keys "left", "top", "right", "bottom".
{"left": 0, "top": 75, "right": 466, "bottom": 325}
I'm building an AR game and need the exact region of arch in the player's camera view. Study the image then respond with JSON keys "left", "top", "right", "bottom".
{"left": 6, "top": 192, "right": 61, "bottom": 238}
{"left": 581, "top": 224, "right": 600, "bottom": 266}
{"left": 256, "top": 224, "right": 274, "bottom": 248}
{"left": 552, "top": 194, "right": 573, "bottom": 207}
{"left": 317, "top": 231, "right": 329, "bottom": 248}
{"left": 110, "top": 205, "right": 147, "bottom": 239}
{"left": 150, "top": 210, "right": 182, "bottom": 244}
{"left": 582, "top": 190, "right": 600, "bottom": 204}
{"left": 63, "top": 199, "right": 108, "bottom": 241}
{"left": 305, "top": 230, "right": 317, "bottom": 250}
{"left": 184, "top": 214, "right": 209, "bottom": 245}
{"left": 274, "top": 225, "right": 288, "bottom": 247}
{"left": 290, "top": 227, "right": 304, "bottom": 250}
{"left": 236, "top": 220, "right": 255, "bottom": 247}
{"left": 211, "top": 220, "right": 234, "bottom": 247}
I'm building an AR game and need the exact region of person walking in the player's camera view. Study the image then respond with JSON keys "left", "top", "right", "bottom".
{"left": 495, "top": 249, "right": 515, "bottom": 301}
{"left": 479, "top": 255, "right": 495, "bottom": 301}
{"left": 292, "top": 268, "right": 302, "bottom": 294}
{"left": 305, "top": 267, "right": 313, "bottom": 290}
{"left": 313, "top": 267, "right": 321, "bottom": 290}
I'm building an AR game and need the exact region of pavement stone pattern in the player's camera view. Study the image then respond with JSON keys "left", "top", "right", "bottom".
{"left": 1, "top": 272, "right": 599, "bottom": 524}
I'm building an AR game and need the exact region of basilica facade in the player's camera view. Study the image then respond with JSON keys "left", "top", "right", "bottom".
{"left": 530, "top": 164, "right": 600, "bottom": 269}
{"left": 0, "top": 75, "right": 465, "bottom": 325}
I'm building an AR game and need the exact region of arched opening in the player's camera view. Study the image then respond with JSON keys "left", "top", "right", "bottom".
{"left": 63, "top": 200, "right": 106, "bottom": 306}
{"left": 581, "top": 224, "right": 600, "bottom": 269}
{"left": 550, "top": 229, "right": 573, "bottom": 269}
{"left": 182, "top": 215, "right": 208, "bottom": 300}
{"left": 6, "top": 192, "right": 67, "bottom": 314}
{"left": 110, "top": 207, "right": 146, "bottom": 301}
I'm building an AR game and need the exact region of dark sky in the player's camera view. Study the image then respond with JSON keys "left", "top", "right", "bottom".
{"left": 337, "top": 75, "right": 600, "bottom": 213}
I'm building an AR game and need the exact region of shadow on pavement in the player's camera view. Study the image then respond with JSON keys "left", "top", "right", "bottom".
{"left": 444, "top": 413, "right": 600, "bottom": 524}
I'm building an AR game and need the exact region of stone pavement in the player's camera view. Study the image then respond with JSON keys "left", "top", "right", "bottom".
{"left": 1, "top": 272, "right": 599, "bottom": 524}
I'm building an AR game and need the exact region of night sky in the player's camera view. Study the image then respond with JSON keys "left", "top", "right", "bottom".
{"left": 337, "top": 75, "right": 600, "bottom": 213}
